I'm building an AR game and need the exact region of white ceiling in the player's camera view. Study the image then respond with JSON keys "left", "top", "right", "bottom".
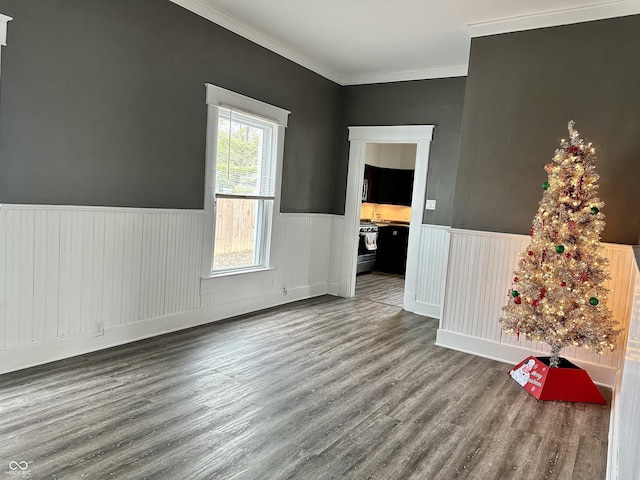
{"left": 171, "top": 0, "right": 640, "bottom": 85}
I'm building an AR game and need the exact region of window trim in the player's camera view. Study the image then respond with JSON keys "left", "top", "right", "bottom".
{"left": 0, "top": 13, "right": 12, "bottom": 77}
{"left": 201, "top": 84, "right": 290, "bottom": 280}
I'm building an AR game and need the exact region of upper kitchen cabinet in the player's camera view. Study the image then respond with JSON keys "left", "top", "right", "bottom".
{"left": 363, "top": 164, "right": 376, "bottom": 203}
{"left": 364, "top": 164, "right": 414, "bottom": 206}
{"left": 395, "top": 168, "right": 414, "bottom": 206}
{"left": 363, "top": 143, "right": 416, "bottom": 206}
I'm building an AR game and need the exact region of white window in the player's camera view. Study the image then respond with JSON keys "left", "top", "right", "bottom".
{"left": 0, "top": 13, "right": 12, "bottom": 77}
{"left": 202, "top": 84, "right": 289, "bottom": 277}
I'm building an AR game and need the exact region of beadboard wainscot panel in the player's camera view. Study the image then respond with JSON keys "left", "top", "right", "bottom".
{"left": 199, "top": 213, "right": 332, "bottom": 317}
{"left": 278, "top": 214, "right": 332, "bottom": 289}
{"left": 409, "top": 224, "right": 450, "bottom": 319}
{"left": 328, "top": 215, "right": 347, "bottom": 296}
{"left": 437, "top": 228, "right": 636, "bottom": 387}
{"left": 0, "top": 205, "right": 205, "bottom": 374}
{"left": 608, "top": 251, "right": 640, "bottom": 480}
{"left": 0, "top": 209, "right": 4, "bottom": 349}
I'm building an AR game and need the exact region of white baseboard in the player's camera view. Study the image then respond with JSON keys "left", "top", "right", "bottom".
{"left": 435, "top": 328, "right": 616, "bottom": 387}
{"left": 404, "top": 291, "right": 442, "bottom": 319}
{"left": 403, "top": 291, "right": 416, "bottom": 313}
{"left": 414, "top": 301, "right": 442, "bottom": 319}
{"left": 327, "top": 282, "right": 341, "bottom": 296}
{"left": 211, "top": 283, "right": 327, "bottom": 321}
{"left": 606, "top": 384, "right": 620, "bottom": 480}
{"left": 0, "top": 283, "right": 328, "bottom": 376}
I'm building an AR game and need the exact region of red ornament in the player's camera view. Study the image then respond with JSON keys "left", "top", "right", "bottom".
{"left": 514, "top": 297, "right": 522, "bottom": 305}
{"left": 566, "top": 145, "right": 580, "bottom": 155}
{"left": 539, "top": 288, "right": 547, "bottom": 299}
{"left": 530, "top": 227, "right": 535, "bottom": 237}
{"left": 566, "top": 253, "right": 572, "bottom": 259}
{"left": 568, "top": 220, "right": 577, "bottom": 231}
{"left": 579, "top": 271, "right": 590, "bottom": 283}
{"left": 528, "top": 251, "right": 534, "bottom": 256}
{"left": 514, "top": 277, "right": 519, "bottom": 283}
{"left": 561, "top": 281, "right": 567, "bottom": 287}
{"left": 530, "top": 299, "right": 540, "bottom": 307}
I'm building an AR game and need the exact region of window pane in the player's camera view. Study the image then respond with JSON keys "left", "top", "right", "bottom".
{"left": 213, "top": 198, "right": 271, "bottom": 271}
{"left": 216, "top": 108, "right": 276, "bottom": 197}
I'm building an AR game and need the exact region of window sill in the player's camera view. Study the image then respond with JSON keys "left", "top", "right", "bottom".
{"left": 200, "top": 266, "right": 276, "bottom": 296}
{"left": 205, "top": 266, "right": 275, "bottom": 279}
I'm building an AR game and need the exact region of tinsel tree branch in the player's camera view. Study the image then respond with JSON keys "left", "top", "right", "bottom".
{"left": 500, "top": 121, "right": 622, "bottom": 366}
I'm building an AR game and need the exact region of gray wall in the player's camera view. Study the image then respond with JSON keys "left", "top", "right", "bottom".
{"left": 0, "top": 0, "right": 341, "bottom": 212}
{"left": 454, "top": 15, "right": 640, "bottom": 245}
{"left": 337, "top": 78, "right": 467, "bottom": 225}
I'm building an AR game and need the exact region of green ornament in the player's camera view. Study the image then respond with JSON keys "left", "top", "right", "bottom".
{"left": 555, "top": 245, "right": 565, "bottom": 254}
{"left": 589, "top": 297, "right": 599, "bottom": 306}
{"left": 511, "top": 290, "right": 520, "bottom": 298}
{"left": 542, "top": 182, "right": 550, "bottom": 190}
{"left": 591, "top": 206, "right": 600, "bottom": 215}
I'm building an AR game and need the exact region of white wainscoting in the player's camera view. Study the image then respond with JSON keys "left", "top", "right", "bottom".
{"left": 608, "top": 252, "right": 640, "bottom": 480}
{"left": 405, "top": 224, "right": 450, "bottom": 318}
{"left": 200, "top": 214, "right": 332, "bottom": 314}
{"left": 0, "top": 205, "right": 204, "bottom": 373}
{"left": 277, "top": 214, "right": 332, "bottom": 290}
{"left": 0, "top": 206, "right": 333, "bottom": 374}
{"left": 437, "top": 228, "right": 637, "bottom": 387}
{"left": 328, "top": 215, "right": 347, "bottom": 296}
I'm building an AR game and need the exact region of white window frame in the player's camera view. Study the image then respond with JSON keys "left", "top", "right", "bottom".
{"left": 0, "top": 13, "right": 12, "bottom": 77}
{"left": 201, "top": 84, "right": 290, "bottom": 281}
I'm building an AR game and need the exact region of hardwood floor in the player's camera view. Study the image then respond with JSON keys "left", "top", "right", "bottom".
{"left": 355, "top": 271, "right": 405, "bottom": 307}
{"left": 0, "top": 295, "right": 610, "bottom": 479}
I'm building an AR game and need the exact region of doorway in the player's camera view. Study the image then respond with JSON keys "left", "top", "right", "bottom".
{"left": 335, "top": 125, "right": 435, "bottom": 314}
{"left": 355, "top": 143, "right": 416, "bottom": 307}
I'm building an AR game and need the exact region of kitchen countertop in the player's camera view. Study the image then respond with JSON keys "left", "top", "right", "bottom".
{"left": 359, "top": 219, "right": 411, "bottom": 227}
{"left": 375, "top": 221, "right": 410, "bottom": 227}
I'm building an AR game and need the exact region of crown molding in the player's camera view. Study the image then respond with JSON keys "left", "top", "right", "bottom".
{"left": 169, "top": 0, "right": 342, "bottom": 84}
{"left": 341, "top": 64, "right": 468, "bottom": 86}
{"left": 170, "top": 0, "right": 638, "bottom": 86}
{"left": 170, "top": 0, "right": 466, "bottom": 85}
{"left": 468, "top": 0, "right": 640, "bottom": 37}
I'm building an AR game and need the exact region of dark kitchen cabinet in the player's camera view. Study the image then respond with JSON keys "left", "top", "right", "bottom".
{"left": 395, "top": 169, "right": 414, "bottom": 206}
{"left": 363, "top": 164, "right": 376, "bottom": 203}
{"left": 375, "top": 167, "right": 396, "bottom": 204}
{"left": 375, "top": 225, "right": 409, "bottom": 274}
{"left": 363, "top": 164, "right": 414, "bottom": 206}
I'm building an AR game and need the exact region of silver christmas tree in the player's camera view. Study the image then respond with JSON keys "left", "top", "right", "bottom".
{"left": 500, "top": 121, "right": 621, "bottom": 368}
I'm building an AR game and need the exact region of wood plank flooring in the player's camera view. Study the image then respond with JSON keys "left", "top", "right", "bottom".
{"left": 355, "top": 271, "right": 405, "bottom": 307}
{"left": 0, "top": 294, "right": 610, "bottom": 479}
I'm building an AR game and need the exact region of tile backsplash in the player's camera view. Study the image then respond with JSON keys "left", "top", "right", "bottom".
{"left": 360, "top": 203, "right": 411, "bottom": 222}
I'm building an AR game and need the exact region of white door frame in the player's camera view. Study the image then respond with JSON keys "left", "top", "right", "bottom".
{"left": 338, "top": 125, "right": 435, "bottom": 310}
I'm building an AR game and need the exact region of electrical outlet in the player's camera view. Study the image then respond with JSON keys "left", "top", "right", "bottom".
{"left": 94, "top": 321, "right": 104, "bottom": 337}
{"left": 282, "top": 287, "right": 288, "bottom": 296}
{"left": 425, "top": 199, "right": 436, "bottom": 210}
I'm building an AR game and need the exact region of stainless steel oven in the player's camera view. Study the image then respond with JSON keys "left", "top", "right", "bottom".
{"left": 357, "top": 223, "right": 378, "bottom": 274}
